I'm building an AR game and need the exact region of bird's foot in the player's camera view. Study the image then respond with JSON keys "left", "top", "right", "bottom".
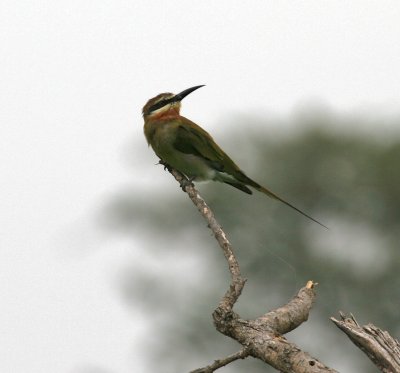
{"left": 157, "top": 159, "right": 171, "bottom": 171}
{"left": 156, "top": 160, "right": 194, "bottom": 191}
{"left": 180, "top": 176, "right": 195, "bottom": 191}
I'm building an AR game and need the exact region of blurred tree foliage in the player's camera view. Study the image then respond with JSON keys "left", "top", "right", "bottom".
{"left": 100, "top": 112, "right": 400, "bottom": 373}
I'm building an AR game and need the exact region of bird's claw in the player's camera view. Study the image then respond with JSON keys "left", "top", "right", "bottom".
{"left": 157, "top": 159, "right": 171, "bottom": 171}
{"left": 156, "top": 160, "right": 194, "bottom": 191}
{"left": 180, "top": 176, "right": 195, "bottom": 191}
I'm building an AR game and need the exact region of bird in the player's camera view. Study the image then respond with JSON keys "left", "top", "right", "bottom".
{"left": 142, "top": 85, "right": 327, "bottom": 228}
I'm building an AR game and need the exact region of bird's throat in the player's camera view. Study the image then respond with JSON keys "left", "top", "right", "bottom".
{"left": 150, "top": 107, "right": 180, "bottom": 121}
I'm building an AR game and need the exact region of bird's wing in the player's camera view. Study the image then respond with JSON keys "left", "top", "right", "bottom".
{"left": 173, "top": 119, "right": 232, "bottom": 172}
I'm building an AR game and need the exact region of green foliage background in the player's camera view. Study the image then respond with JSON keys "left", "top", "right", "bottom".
{"left": 102, "top": 112, "right": 400, "bottom": 372}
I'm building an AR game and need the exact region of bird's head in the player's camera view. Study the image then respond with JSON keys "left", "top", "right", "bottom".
{"left": 142, "top": 85, "right": 205, "bottom": 119}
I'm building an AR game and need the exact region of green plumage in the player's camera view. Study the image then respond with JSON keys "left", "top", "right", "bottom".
{"left": 143, "top": 88, "right": 327, "bottom": 228}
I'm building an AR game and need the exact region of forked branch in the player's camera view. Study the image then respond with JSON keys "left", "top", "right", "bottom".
{"left": 165, "top": 165, "right": 337, "bottom": 373}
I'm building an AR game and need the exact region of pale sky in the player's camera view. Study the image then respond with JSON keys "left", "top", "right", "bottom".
{"left": 1, "top": 1, "right": 400, "bottom": 372}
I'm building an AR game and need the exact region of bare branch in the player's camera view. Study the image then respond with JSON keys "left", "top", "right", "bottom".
{"left": 189, "top": 348, "right": 251, "bottom": 373}
{"left": 214, "top": 281, "right": 337, "bottom": 373}
{"left": 331, "top": 312, "right": 400, "bottom": 373}
{"left": 257, "top": 280, "right": 317, "bottom": 335}
{"left": 164, "top": 166, "right": 337, "bottom": 373}
{"left": 166, "top": 165, "right": 246, "bottom": 310}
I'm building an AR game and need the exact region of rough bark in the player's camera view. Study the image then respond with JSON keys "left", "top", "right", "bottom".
{"left": 331, "top": 312, "right": 400, "bottom": 373}
{"left": 164, "top": 164, "right": 338, "bottom": 373}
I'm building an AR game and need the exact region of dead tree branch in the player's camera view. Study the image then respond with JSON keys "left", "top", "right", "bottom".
{"left": 331, "top": 312, "right": 400, "bottom": 373}
{"left": 189, "top": 348, "right": 251, "bottom": 373}
{"left": 164, "top": 165, "right": 338, "bottom": 373}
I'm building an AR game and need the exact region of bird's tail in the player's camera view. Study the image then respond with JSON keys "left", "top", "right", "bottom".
{"left": 255, "top": 184, "right": 328, "bottom": 229}
{"left": 235, "top": 172, "right": 328, "bottom": 229}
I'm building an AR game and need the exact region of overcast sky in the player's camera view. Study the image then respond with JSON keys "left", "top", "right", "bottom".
{"left": 1, "top": 1, "right": 400, "bottom": 372}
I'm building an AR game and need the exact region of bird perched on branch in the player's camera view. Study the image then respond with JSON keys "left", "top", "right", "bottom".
{"left": 143, "top": 85, "right": 326, "bottom": 228}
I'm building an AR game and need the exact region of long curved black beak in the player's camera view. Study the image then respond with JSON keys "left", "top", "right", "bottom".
{"left": 172, "top": 85, "right": 205, "bottom": 102}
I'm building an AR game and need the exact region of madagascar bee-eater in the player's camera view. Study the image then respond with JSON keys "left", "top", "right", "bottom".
{"left": 143, "top": 85, "right": 326, "bottom": 228}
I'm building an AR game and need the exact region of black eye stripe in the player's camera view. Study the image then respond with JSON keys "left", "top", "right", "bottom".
{"left": 148, "top": 97, "right": 174, "bottom": 114}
